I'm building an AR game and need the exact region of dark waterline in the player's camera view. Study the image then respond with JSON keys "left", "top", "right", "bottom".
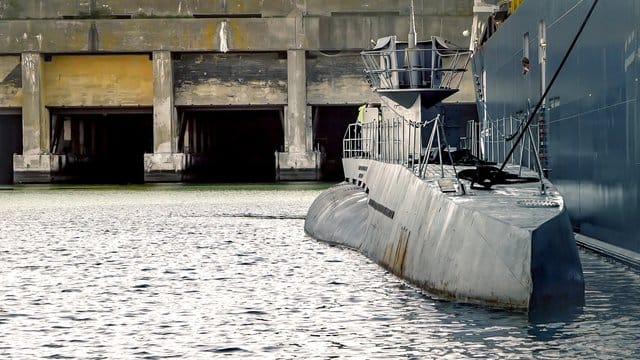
{"left": 0, "top": 185, "right": 638, "bottom": 358}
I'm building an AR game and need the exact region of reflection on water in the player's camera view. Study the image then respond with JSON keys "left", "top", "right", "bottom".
{"left": 0, "top": 184, "right": 639, "bottom": 359}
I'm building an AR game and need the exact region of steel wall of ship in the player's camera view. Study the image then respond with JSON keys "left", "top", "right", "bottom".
{"left": 473, "top": 0, "right": 640, "bottom": 253}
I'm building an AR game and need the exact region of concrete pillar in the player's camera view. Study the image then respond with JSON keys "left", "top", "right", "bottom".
{"left": 13, "top": 52, "right": 60, "bottom": 183}
{"left": 285, "top": 49, "right": 306, "bottom": 153}
{"left": 152, "top": 50, "right": 175, "bottom": 154}
{"left": 144, "top": 50, "right": 186, "bottom": 182}
{"left": 21, "top": 53, "right": 47, "bottom": 155}
{"left": 276, "top": 49, "right": 319, "bottom": 181}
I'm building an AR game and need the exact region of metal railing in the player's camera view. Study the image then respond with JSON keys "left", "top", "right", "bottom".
{"left": 482, "top": 113, "right": 541, "bottom": 172}
{"left": 361, "top": 39, "right": 471, "bottom": 92}
{"left": 460, "top": 119, "right": 479, "bottom": 157}
{"left": 343, "top": 117, "right": 421, "bottom": 164}
{"left": 343, "top": 110, "right": 454, "bottom": 180}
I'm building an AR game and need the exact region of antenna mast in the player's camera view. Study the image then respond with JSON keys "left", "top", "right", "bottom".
{"left": 408, "top": 0, "right": 417, "bottom": 48}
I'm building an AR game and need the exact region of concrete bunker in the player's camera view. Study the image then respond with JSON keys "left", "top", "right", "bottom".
{"left": 179, "top": 107, "right": 284, "bottom": 182}
{"left": 49, "top": 108, "right": 153, "bottom": 183}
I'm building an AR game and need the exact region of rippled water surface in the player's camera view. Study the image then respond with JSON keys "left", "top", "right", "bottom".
{"left": 1, "top": 184, "right": 639, "bottom": 359}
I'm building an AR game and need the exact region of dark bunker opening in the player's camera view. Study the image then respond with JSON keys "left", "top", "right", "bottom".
{"left": 312, "top": 105, "right": 359, "bottom": 181}
{"left": 50, "top": 108, "right": 153, "bottom": 184}
{"left": 179, "top": 108, "right": 284, "bottom": 182}
{"left": 0, "top": 112, "right": 22, "bottom": 184}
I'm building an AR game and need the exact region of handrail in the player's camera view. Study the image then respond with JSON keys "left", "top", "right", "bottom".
{"left": 361, "top": 46, "right": 471, "bottom": 91}
{"left": 347, "top": 38, "right": 471, "bottom": 181}
{"left": 342, "top": 107, "right": 455, "bottom": 181}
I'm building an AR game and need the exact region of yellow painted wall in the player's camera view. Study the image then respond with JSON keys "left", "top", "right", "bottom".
{"left": 0, "top": 56, "right": 22, "bottom": 108}
{"left": 0, "top": 87, "right": 22, "bottom": 108}
{"left": 44, "top": 55, "right": 153, "bottom": 107}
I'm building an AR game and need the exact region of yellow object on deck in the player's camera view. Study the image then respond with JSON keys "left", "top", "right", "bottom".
{"left": 509, "top": 0, "right": 524, "bottom": 14}
{"left": 357, "top": 104, "right": 366, "bottom": 124}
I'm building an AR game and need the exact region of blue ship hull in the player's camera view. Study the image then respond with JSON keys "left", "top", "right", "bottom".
{"left": 473, "top": 0, "right": 640, "bottom": 255}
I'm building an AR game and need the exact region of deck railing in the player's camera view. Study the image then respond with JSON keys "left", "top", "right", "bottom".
{"left": 482, "top": 114, "right": 541, "bottom": 171}
{"left": 343, "top": 111, "right": 455, "bottom": 180}
{"left": 361, "top": 39, "right": 471, "bottom": 92}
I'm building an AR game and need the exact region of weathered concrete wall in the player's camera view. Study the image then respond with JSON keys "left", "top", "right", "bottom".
{"left": 0, "top": 0, "right": 294, "bottom": 19}
{"left": 144, "top": 50, "right": 185, "bottom": 182}
{"left": 21, "top": 52, "right": 47, "bottom": 155}
{"left": 174, "top": 53, "right": 287, "bottom": 106}
{"left": 0, "top": 0, "right": 81, "bottom": 19}
{"left": 13, "top": 52, "right": 55, "bottom": 183}
{"left": 43, "top": 54, "right": 153, "bottom": 107}
{"left": 96, "top": 0, "right": 293, "bottom": 18}
{"left": 0, "top": 16, "right": 472, "bottom": 53}
{"left": 1, "top": 1, "right": 471, "bottom": 19}
{"left": 307, "top": 53, "right": 378, "bottom": 105}
{"left": 285, "top": 49, "right": 307, "bottom": 154}
{"left": 2, "top": 1, "right": 476, "bottom": 183}
{"left": 311, "top": 14, "right": 472, "bottom": 50}
{"left": 306, "top": 0, "right": 472, "bottom": 16}
{"left": 0, "top": 19, "right": 298, "bottom": 53}
{"left": 152, "top": 51, "right": 175, "bottom": 153}
{"left": 0, "top": 56, "right": 22, "bottom": 107}
{"left": 277, "top": 49, "right": 319, "bottom": 181}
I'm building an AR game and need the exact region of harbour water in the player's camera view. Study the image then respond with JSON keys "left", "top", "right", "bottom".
{"left": 1, "top": 184, "right": 639, "bottom": 359}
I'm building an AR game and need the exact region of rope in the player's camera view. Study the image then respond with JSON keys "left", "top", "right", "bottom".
{"left": 499, "top": 0, "right": 599, "bottom": 172}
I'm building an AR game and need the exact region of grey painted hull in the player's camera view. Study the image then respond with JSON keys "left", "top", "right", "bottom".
{"left": 305, "top": 159, "right": 584, "bottom": 313}
{"left": 472, "top": 0, "right": 640, "bottom": 255}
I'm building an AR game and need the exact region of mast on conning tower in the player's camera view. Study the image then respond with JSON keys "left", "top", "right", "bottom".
{"left": 408, "top": 0, "right": 417, "bottom": 49}
{"left": 360, "top": 0, "right": 471, "bottom": 108}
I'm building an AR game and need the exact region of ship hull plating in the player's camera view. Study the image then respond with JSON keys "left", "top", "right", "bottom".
{"left": 305, "top": 159, "right": 584, "bottom": 313}
{"left": 473, "top": 0, "right": 640, "bottom": 254}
